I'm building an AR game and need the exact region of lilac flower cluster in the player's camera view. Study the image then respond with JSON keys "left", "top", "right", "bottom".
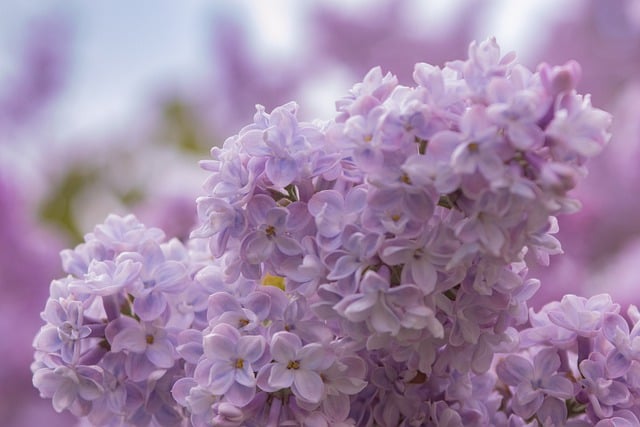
{"left": 33, "top": 38, "right": 625, "bottom": 426}
{"left": 32, "top": 214, "right": 209, "bottom": 426}
{"left": 497, "top": 294, "right": 640, "bottom": 426}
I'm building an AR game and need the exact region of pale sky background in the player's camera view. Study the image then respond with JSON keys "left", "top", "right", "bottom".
{"left": 0, "top": 0, "right": 579, "bottom": 142}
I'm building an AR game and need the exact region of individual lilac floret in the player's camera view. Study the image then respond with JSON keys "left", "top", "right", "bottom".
{"left": 546, "top": 294, "right": 619, "bottom": 338}
{"left": 32, "top": 365, "right": 103, "bottom": 415}
{"left": 578, "top": 352, "right": 632, "bottom": 420}
{"left": 196, "top": 323, "right": 265, "bottom": 407}
{"left": 35, "top": 299, "right": 93, "bottom": 364}
{"left": 496, "top": 348, "right": 574, "bottom": 420}
{"left": 105, "top": 316, "right": 178, "bottom": 381}
{"left": 601, "top": 312, "right": 640, "bottom": 378}
{"left": 257, "top": 331, "right": 334, "bottom": 404}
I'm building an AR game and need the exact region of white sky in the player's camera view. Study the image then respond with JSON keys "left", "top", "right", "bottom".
{"left": 0, "top": 0, "right": 578, "bottom": 142}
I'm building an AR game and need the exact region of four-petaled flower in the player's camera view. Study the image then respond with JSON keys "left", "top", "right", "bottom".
{"left": 257, "top": 331, "right": 334, "bottom": 404}
{"left": 496, "top": 348, "right": 574, "bottom": 419}
{"left": 197, "top": 323, "right": 266, "bottom": 407}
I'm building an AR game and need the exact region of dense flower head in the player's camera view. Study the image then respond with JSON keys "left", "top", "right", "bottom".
{"left": 496, "top": 296, "right": 640, "bottom": 425}
{"left": 33, "top": 37, "right": 626, "bottom": 426}
{"left": 32, "top": 214, "right": 206, "bottom": 425}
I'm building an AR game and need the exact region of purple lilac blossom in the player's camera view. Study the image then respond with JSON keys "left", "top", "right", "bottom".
{"left": 32, "top": 214, "right": 202, "bottom": 425}
{"left": 34, "top": 38, "right": 630, "bottom": 426}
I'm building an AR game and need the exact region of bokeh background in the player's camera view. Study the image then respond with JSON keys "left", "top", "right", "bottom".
{"left": 2, "top": 0, "right": 640, "bottom": 425}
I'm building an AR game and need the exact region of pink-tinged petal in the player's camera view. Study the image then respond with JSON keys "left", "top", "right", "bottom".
{"left": 599, "top": 381, "right": 631, "bottom": 406}
{"left": 240, "top": 232, "right": 273, "bottom": 264}
{"left": 595, "top": 415, "right": 637, "bottom": 427}
{"left": 139, "top": 239, "right": 165, "bottom": 266}
{"left": 34, "top": 326, "right": 61, "bottom": 352}
{"left": 52, "top": 380, "right": 77, "bottom": 412}
{"left": 326, "top": 255, "right": 359, "bottom": 280}
{"left": 153, "top": 261, "right": 187, "bottom": 292}
{"left": 341, "top": 293, "right": 377, "bottom": 322}
{"left": 244, "top": 292, "right": 272, "bottom": 320}
{"left": 133, "top": 292, "right": 167, "bottom": 321}
{"left": 345, "top": 186, "right": 367, "bottom": 213}
{"left": 370, "top": 300, "right": 400, "bottom": 335}
{"left": 427, "top": 130, "right": 460, "bottom": 159}
{"left": 386, "top": 284, "right": 422, "bottom": 302}
{"left": 225, "top": 382, "right": 256, "bottom": 407}
{"left": 410, "top": 259, "right": 437, "bottom": 293}
{"left": 507, "top": 121, "right": 544, "bottom": 150}
{"left": 480, "top": 221, "right": 505, "bottom": 255}
{"left": 208, "top": 292, "right": 243, "bottom": 318}
{"left": 237, "top": 335, "right": 265, "bottom": 362}
{"left": 292, "top": 370, "right": 324, "bottom": 403}
{"left": 478, "top": 153, "right": 504, "bottom": 181}
{"left": 542, "top": 376, "right": 574, "bottom": 400}
{"left": 171, "top": 377, "right": 197, "bottom": 407}
{"left": 270, "top": 331, "right": 301, "bottom": 362}
{"left": 43, "top": 299, "right": 66, "bottom": 324}
{"left": 513, "top": 386, "right": 543, "bottom": 419}
{"left": 606, "top": 351, "right": 631, "bottom": 378}
{"left": 580, "top": 358, "right": 604, "bottom": 381}
{"left": 246, "top": 195, "right": 273, "bottom": 225}
{"left": 113, "top": 259, "right": 143, "bottom": 290}
{"left": 235, "top": 365, "right": 256, "bottom": 388}
{"left": 533, "top": 349, "right": 560, "bottom": 378}
{"left": 266, "top": 157, "right": 297, "bottom": 187}
{"left": 586, "top": 294, "right": 617, "bottom": 313}
{"left": 147, "top": 340, "right": 176, "bottom": 368}
{"left": 286, "top": 201, "right": 312, "bottom": 231}
{"left": 403, "top": 190, "right": 434, "bottom": 221}
{"left": 471, "top": 337, "right": 493, "bottom": 374}
{"left": 515, "top": 382, "right": 540, "bottom": 407}
{"left": 268, "top": 363, "right": 295, "bottom": 389}
{"left": 496, "top": 355, "right": 532, "bottom": 386}
{"left": 33, "top": 368, "right": 64, "bottom": 398}
{"left": 380, "top": 243, "right": 413, "bottom": 265}
{"left": 190, "top": 388, "right": 218, "bottom": 415}
{"left": 324, "top": 394, "right": 350, "bottom": 421}
{"left": 125, "top": 352, "right": 158, "bottom": 382}
{"left": 533, "top": 349, "right": 560, "bottom": 379}
{"left": 367, "top": 189, "right": 400, "bottom": 209}
{"left": 208, "top": 361, "right": 235, "bottom": 394}
{"left": 451, "top": 145, "right": 476, "bottom": 175}
{"left": 536, "top": 397, "right": 567, "bottom": 427}
{"left": 193, "top": 359, "right": 214, "bottom": 385}
{"left": 359, "top": 270, "right": 389, "bottom": 292}
{"left": 602, "top": 313, "right": 630, "bottom": 344}
{"left": 77, "top": 376, "right": 104, "bottom": 400}
{"left": 275, "top": 236, "right": 303, "bottom": 256}
{"left": 240, "top": 129, "right": 271, "bottom": 156}
{"left": 110, "top": 324, "right": 146, "bottom": 353}
{"left": 353, "top": 146, "right": 384, "bottom": 170}
{"left": 298, "top": 344, "right": 335, "bottom": 371}
{"left": 203, "top": 333, "right": 236, "bottom": 361}
{"left": 265, "top": 208, "right": 288, "bottom": 229}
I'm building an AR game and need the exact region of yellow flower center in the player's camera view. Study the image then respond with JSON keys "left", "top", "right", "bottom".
{"left": 262, "top": 274, "right": 285, "bottom": 291}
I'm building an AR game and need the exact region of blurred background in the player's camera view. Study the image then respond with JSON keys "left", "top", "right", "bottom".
{"left": 2, "top": 0, "right": 639, "bottom": 425}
